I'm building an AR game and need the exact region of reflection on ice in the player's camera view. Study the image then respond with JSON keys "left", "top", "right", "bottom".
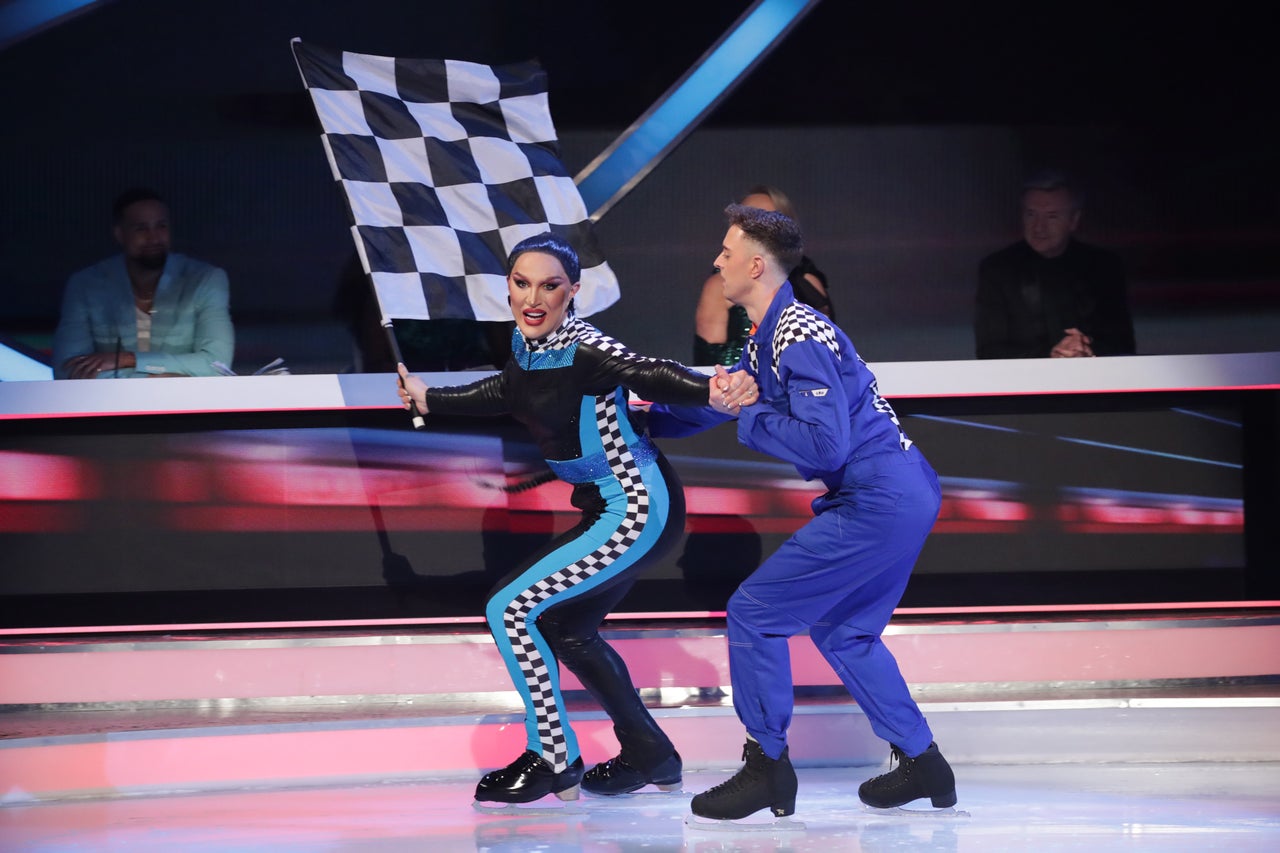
{"left": 2, "top": 763, "right": 1278, "bottom": 852}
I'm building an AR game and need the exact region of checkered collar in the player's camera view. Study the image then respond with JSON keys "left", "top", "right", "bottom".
{"left": 747, "top": 280, "right": 796, "bottom": 374}
{"left": 521, "top": 315, "right": 583, "bottom": 353}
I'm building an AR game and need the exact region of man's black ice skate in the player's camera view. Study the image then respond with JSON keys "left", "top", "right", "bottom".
{"left": 858, "top": 742, "right": 956, "bottom": 810}
{"left": 474, "top": 751, "right": 584, "bottom": 806}
{"left": 690, "top": 740, "right": 797, "bottom": 820}
{"left": 582, "top": 751, "right": 683, "bottom": 795}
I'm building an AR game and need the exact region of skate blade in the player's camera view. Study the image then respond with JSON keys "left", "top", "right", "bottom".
{"left": 584, "top": 785, "right": 689, "bottom": 800}
{"left": 683, "top": 814, "right": 807, "bottom": 833}
{"left": 863, "top": 805, "right": 971, "bottom": 819}
{"left": 472, "top": 800, "right": 587, "bottom": 817}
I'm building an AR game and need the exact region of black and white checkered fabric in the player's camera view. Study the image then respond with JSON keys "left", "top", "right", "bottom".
{"left": 500, "top": 390, "right": 648, "bottom": 771}
{"left": 573, "top": 321, "right": 630, "bottom": 359}
{"left": 749, "top": 301, "right": 841, "bottom": 379}
{"left": 291, "top": 39, "right": 620, "bottom": 324}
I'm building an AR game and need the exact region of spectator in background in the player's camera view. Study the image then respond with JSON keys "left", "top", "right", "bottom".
{"left": 694, "top": 185, "right": 832, "bottom": 365}
{"left": 975, "top": 170, "right": 1136, "bottom": 359}
{"left": 53, "top": 188, "right": 234, "bottom": 378}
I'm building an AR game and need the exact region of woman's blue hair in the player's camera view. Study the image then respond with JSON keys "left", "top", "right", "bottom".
{"left": 506, "top": 232, "right": 581, "bottom": 283}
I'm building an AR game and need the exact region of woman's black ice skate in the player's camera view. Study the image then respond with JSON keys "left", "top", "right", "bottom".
{"left": 858, "top": 742, "right": 957, "bottom": 810}
{"left": 582, "top": 751, "right": 683, "bottom": 795}
{"left": 474, "top": 751, "right": 584, "bottom": 806}
{"left": 690, "top": 741, "right": 797, "bottom": 820}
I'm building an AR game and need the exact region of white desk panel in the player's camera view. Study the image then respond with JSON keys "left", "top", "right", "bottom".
{"left": 2, "top": 353, "right": 1278, "bottom": 419}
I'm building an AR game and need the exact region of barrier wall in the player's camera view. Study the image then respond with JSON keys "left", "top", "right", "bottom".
{"left": 3, "top": 353, "right": 1278, "bottom": 629}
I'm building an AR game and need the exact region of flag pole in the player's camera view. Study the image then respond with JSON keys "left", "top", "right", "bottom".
{"left": 381, "top": 319, "right": 425, "bottom": 430}
{"left": 290, "top": 39, "right": 424, "bottom": 430}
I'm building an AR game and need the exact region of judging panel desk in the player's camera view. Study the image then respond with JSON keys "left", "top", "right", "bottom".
{"left": 2, "top": 353, "right": 1278, "bottom": 631}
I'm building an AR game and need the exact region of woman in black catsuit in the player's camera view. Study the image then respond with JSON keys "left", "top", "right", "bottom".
{"left": 397, "top": 233, "right": 755, "bottom": 807}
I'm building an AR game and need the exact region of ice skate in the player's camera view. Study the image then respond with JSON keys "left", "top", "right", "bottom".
{"left": 685, "top": 740, "right": 805, "bottom": 831}
{"left": 472, "top": 751, "right": 585, "bottom": 814}
{"left": 582, "top": 751, "right": 683, "bottom": 796}
{"left": 858, "top": 742, "right": 963, "bottom": 815}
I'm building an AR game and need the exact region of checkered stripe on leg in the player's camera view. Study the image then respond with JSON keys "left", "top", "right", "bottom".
{"left": 501, "top": 391, "right": 650, "bottom": 771}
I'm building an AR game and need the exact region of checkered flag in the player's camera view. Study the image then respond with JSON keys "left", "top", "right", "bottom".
{"left": 291, "top": 39, "right": 620, "bottom": 324}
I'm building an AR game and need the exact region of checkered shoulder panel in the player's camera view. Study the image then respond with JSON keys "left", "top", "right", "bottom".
{"left": 571, "top": 318, "right": 641, "bottom": 361}
{"left": 768, "top": 302, "right": 841, "bottom": 379}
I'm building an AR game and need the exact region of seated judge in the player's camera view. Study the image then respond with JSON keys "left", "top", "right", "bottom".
{"left": 975, "top": 170, "right": 1135, "bottom": 359}
{"left": 53, "top": 187, "right": 234, "bottom": 379}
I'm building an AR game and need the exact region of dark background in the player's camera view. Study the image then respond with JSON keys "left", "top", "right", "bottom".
{"left": 1, "top": 0, "right": 1277, "bottom": 373}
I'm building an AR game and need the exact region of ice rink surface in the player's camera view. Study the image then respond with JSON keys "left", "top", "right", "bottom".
{"left": 4, "top": 762, "right": 1279, "bottom": 852}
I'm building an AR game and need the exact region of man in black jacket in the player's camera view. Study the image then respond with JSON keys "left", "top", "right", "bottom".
{"left": 975, "top": 171, "right": 1136, "bottom": 359}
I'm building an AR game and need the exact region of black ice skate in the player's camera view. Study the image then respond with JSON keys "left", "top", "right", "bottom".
{"left": 858, "top": 742, "right": 957, "bottom": 811}
{"left": 688, "top": 740, "right": 800, "bottom": 827}
{"left": 473, "top": 751, "right": 584, "bottom": 813}
{"left": 582, "top": 751, "right": 683, "bottom": 796}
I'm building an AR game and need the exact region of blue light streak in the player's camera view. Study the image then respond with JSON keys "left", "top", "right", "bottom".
{"left": 575, "top": 0, "right": 818, "bottom": 220}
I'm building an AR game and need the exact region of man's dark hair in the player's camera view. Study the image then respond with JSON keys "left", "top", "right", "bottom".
{"left": 1022, "top": 169, "right": 1084, "bottom": 210}
{"left": 724, "top": 203, "right": 803, "bottom": 272}
{"left": 112, "top": 187, "right": 166, "bottom": 223}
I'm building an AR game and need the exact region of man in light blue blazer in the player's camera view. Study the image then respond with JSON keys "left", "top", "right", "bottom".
{"left": 53, "top": 188, "right": 234, "bottom": 379}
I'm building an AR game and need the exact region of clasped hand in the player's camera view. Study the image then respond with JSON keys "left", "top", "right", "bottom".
{"left": 63, "top": 351, "right": 139, "bottom": 379}
{"left": 1050, "top": 328, "right": 1095, "bottom": 358}
{"left": 710, "top": 364, "right": 758, "bottom": 414}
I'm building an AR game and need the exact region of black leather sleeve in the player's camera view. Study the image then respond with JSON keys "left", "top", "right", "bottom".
{"left": 582, "top": 345, "right": 710, "bottom": 405}
{"left": 424, "top": 372, "right": 508, "bottom": 415}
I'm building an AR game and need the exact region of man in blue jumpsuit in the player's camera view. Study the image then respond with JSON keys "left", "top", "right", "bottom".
{"left": 648, "top": 205, "right": 957, "bottom": 820}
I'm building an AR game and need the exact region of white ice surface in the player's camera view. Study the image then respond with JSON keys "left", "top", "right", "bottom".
{"left": 3, "top": 763, "right": 1278, "bottom": 852}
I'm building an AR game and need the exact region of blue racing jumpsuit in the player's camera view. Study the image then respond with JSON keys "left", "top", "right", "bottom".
{"left": 425, "top": 316, "right": 710, "bottom": 773}
{"left": 649, "top": 281, "right": 942, "bottom": 759}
